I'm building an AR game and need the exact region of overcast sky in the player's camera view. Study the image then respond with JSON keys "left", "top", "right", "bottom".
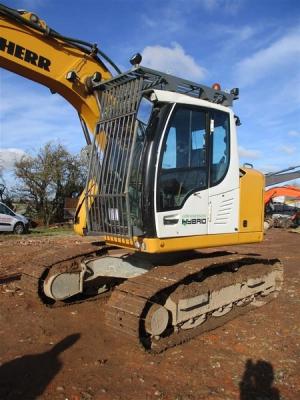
{"left": 0, "top": 0, "right": 299, "bottom": 186}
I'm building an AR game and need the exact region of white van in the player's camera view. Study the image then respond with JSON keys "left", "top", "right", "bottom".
{"left": 0, "top": 201, "right": 29, "bottom": 234}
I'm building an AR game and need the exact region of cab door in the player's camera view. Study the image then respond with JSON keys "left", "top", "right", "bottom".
{"left": 155, "top": 106, "right": 209, "bottom": 238}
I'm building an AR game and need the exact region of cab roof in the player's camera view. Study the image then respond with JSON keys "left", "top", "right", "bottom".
{"left": 92, "top": 66, "right": 238, "bottom": 108}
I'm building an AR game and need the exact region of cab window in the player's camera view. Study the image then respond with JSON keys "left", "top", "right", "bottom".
{"left": 210, "top": 111, "right": 230, "bottom": 186}
{"left": 158, "top": 107, "right": 208, "bottom": 211}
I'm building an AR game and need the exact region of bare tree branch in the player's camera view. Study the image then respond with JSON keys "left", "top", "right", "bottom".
{"left": 14, "top": 143, "right": 86, "bottom": 226}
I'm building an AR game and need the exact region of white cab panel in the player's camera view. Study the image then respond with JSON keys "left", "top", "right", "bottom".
{"left": 208, "top": 188, "right": 239, "bottom": 234}
{"left": 208, "top": 113, "right": 240, "bottom": 234}
{"left": 153, "top": 94, "right": 240, "bottom": 239}
{"left": 155, "top": 190, "right": 208, "bottom": 238}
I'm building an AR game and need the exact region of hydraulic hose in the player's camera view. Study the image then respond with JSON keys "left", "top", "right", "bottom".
{"left": 0, "top": 3, "right": 122, "bottom": 74}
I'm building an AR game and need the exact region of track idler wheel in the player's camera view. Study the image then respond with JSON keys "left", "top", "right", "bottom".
{"left": 43, "top": 268, "right": 85, "bottom": 301}
{"left": 144, "top": 304, "right": 170, "bottom": 337}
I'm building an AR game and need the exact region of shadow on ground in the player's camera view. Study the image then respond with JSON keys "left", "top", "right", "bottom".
{"left": 0, "top": 333, "right": 80, "bottom": 400}
{"left": 240, "top": 359, "right": 280, "bottom": 400}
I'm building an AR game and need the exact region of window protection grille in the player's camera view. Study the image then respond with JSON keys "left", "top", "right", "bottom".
{"left": 85, "top": 76, "right": 143, "bottom": 237}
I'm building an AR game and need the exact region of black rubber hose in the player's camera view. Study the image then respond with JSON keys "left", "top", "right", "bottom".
{"left": 0, "top": 3, "right": 121, "bottom": 74}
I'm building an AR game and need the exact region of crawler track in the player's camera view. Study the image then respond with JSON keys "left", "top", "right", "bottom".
{"left": 18, "top": 244, "right": 128, "bottom": 307}
{"left": 19, "top": 244, "right": 107, "bottom": 305}
{"left": 105, "top": 254, "right": 283, "bottom": 353}
{"left": 11, "top": 241, "right": 283, "bottom": 351}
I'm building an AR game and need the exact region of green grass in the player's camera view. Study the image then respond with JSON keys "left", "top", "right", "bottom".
{"left": 28, "top": 225, "right": 75, "bottom": 236}
{"left": 0, "top": 225, "right": 75, "bottom": 240}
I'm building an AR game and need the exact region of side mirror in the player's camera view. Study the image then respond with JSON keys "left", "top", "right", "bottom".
{"left": 230, "top": 88, "right": 239, "bottom": 99}
{"left": 243, "top": 163, "right": 253, "bottom": 169}
{"left": 234, "top": 115, "right": 241, "bottom": 126}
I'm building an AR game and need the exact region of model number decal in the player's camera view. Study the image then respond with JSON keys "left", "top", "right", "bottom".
{"left": 0, "top": 37, "right": 51, "bottom": 71}
{"left": 182, "top": 215, "right": 207, "bottom": 225}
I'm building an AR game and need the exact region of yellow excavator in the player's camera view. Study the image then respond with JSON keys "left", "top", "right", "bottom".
{"left": 0, "top": 3, "right": 283, "bottom": 352}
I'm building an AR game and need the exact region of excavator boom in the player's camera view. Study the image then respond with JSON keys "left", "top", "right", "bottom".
{"left": 0, "top": 3, "right": 114, "bottom": 135}
{"left": 265, "top": 165, "right": 300, "bottom": 187}
{"left": 264, "top": 186, "right": 300, "bottom": 204}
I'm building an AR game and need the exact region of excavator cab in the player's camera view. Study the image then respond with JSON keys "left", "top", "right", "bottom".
{"left": 83, "top": 66, "right": 241, "bottom": 251}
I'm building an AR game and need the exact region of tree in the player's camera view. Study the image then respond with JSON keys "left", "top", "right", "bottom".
{"left": 14, "top": 142, "right": 87, "bottom": 226}
{"left": 0, "top": 167, "right": 14, "bottom": 209}
{"left": 0, "top": 163, "right": 4, "bottom": 188}
{"left": 0, "top": 162, "right": 5, "bottom": 201}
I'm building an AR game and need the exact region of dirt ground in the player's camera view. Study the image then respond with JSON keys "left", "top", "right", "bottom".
{"left": 0, "top": 229, "right": 299, "bottom": 400}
